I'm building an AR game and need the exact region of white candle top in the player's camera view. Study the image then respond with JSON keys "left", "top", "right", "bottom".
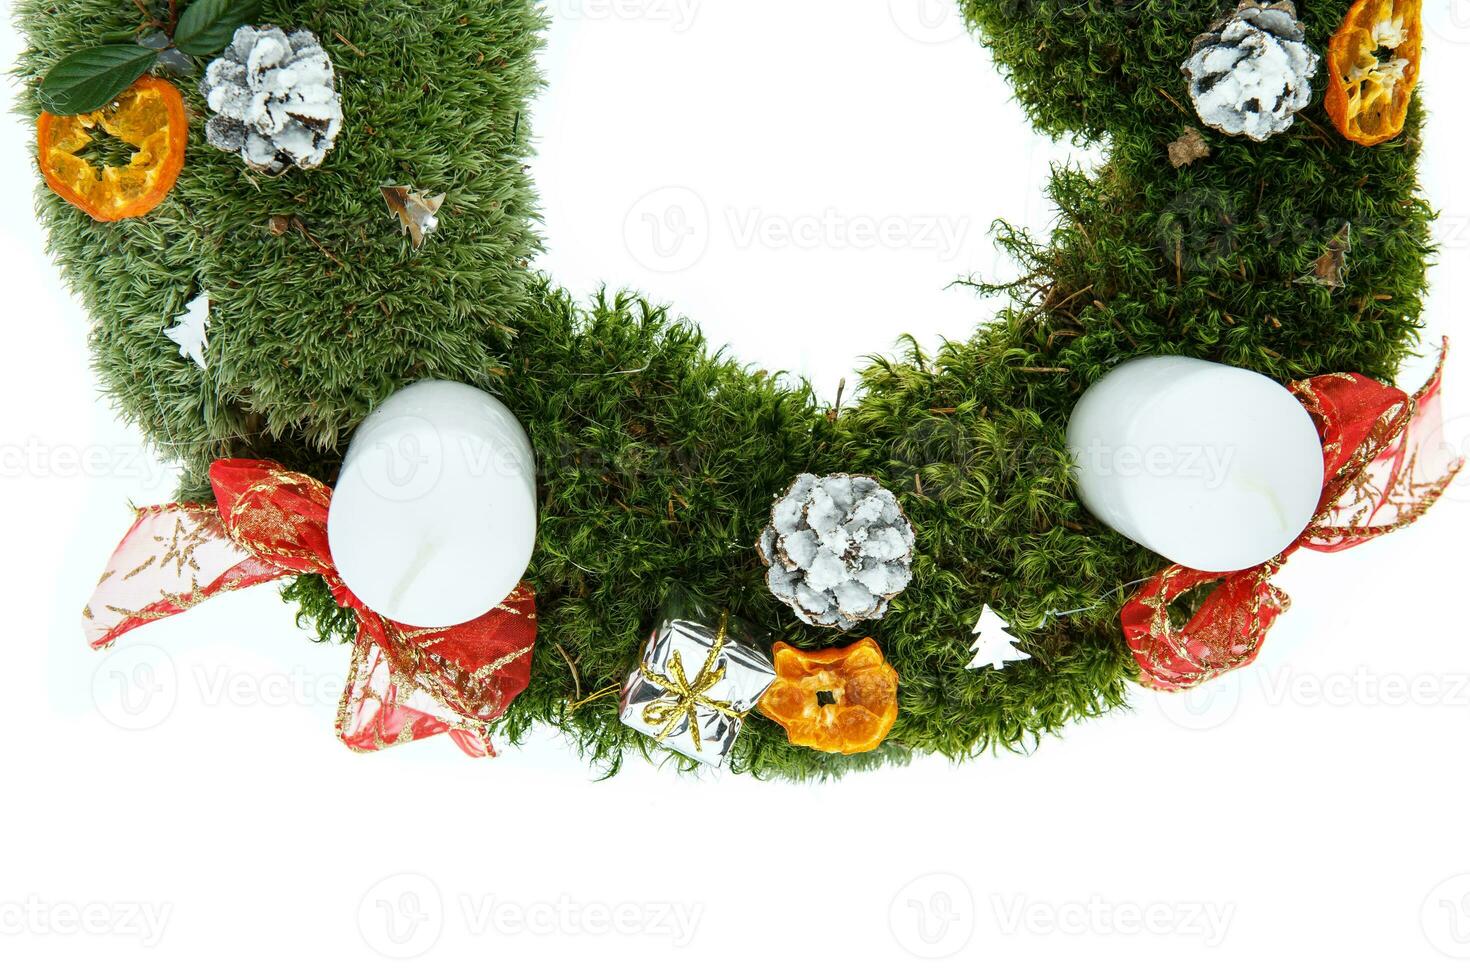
{"left": 327, "top": 380, "right": 537, "bottom": 627}
{"left": 1067, "top": 356, "right": 1325, "bottom": 572}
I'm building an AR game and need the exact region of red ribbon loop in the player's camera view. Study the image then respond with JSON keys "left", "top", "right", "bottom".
{"left": 83, "top": 459, "right": 537, "bottom": 755}
{"left": 1122, "top": 345, "right": 1463, "bottom": 691}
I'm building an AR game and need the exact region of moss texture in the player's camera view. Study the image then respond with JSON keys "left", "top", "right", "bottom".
{"left": 21, "top": 1, "right": 1434, "bottom": 778}
{"left": 17, "top": 0, "right": 545, "bottom": 459}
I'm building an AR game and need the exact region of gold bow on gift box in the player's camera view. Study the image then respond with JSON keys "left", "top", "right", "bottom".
{"left": 638, "top": 613, "right": 748, "bottom": 753}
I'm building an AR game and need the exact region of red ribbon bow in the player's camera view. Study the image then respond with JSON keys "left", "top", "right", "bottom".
{"left": 84, "top": 459, "right": 537, "bottom": 755}
{"left": 1121, "top": 346, "right": 1463, "bottom": 691}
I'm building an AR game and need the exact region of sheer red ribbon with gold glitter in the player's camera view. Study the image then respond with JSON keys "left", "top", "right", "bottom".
{"left": 83, "top": 459, "right": 537, "bottom": 755}
{"left": 1121, "top": 345, "right": 1463, "bottom": 692}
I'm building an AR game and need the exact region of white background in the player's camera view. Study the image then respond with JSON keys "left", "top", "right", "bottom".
{"left": 4, "top": 1, "right": 1470, "bottom": 975}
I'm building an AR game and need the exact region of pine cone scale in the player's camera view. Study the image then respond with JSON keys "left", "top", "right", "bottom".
{"left": 200, "top": 26, "right": 344, "bottom": 175}
{"left": 759, "top": 473, "right": 916, "bottom": 630}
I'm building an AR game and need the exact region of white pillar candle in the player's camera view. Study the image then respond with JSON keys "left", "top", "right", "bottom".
{"left": 327, "top": 380, "right": 537, "bottom": 627}
{"left": 1066, "top": 356, "right": 1324, "bottom": 573}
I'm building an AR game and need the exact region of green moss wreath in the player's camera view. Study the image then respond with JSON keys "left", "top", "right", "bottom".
{"left": 20, "top": 0, "right": 1435, "bottom": 778}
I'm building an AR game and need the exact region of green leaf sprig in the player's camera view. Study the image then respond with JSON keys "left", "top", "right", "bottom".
{"left": 37, "top": 0, "right": 263, "bottom": 115}
{"left": 37, "top": 45, "right": 158, "bottom": 115}
{"left": 174, "top": 0, "right": 264, "bottom": 56}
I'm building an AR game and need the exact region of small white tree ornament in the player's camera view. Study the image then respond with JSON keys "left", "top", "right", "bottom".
{"left": 164, "top": 293, "right": 210, "bottom": 370}
{"left": 965, "top": 605, "right": 1030, "bottom": 671}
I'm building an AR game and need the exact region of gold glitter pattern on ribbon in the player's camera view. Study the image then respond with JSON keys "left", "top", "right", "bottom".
{"left": 1124, "top": 344, "right": 1463, "bottom": 692}
{"left": 84, "top": 459, "right": 538, "bottom": 756}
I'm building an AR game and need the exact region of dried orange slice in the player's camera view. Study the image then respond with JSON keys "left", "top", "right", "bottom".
{"left": 37, "top": 75, "right": 187, "bottom": 221}
{"left": 1324, "top": 0, "right": 1423, "bottom": 147}
{"left": 759, "top": 638, "right": 899, "bottom": 754}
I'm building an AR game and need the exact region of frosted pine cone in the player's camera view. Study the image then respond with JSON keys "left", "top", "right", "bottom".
{"left": 1182, "top": 1, "right": 1319, "bottom": 142}
{"left": 200, "top": 26, "right": 343, "bottom": 174}
{"left": 758, "top": 474, "right": 916, "bottom": 630}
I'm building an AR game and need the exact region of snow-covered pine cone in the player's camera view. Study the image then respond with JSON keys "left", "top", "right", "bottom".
{"left": 758, "top": 474, "right": 916, "bottom": 630}
{"left": 200, "top": 26, "right": 343, "bottom": 174}
{"left": 1182, "top": 1, "right": 1319, "bottom": 142}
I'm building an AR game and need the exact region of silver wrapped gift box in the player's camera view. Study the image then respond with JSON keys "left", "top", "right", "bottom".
{"left": 619, "top": 603, "right": 776, "bottom": 767}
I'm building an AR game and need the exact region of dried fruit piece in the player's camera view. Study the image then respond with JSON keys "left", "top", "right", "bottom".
{"left": 758, "top": 638, "right": 899, "bottom": 755}
{"left": 1324, "top": 0, "right": 1422, "bottom": 146}
{"left": 36, "top": 75, "right": 187, "bottom": 222}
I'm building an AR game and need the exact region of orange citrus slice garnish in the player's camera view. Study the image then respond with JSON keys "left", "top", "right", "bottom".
{"left": 1324, "top": 0, "right": 1423, "bottom": 147}
{"left": 759, "top": 638, "right": 899, "bottom": 755}
{"left": 37, "top": 75, "right": 188, "bottom": 221}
